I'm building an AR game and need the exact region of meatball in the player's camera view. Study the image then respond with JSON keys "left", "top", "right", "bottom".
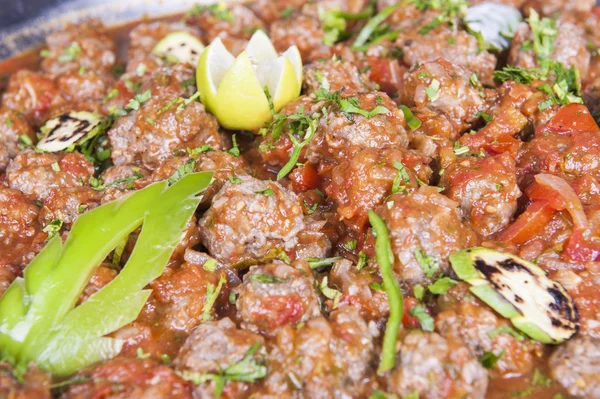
{"left": 0, "top": 107, "right": 35, "bottom": 172}
{"left": 187, "top": 4, "right": 264, "bottom": 56}
{"left": 261, "top": 307, "right": 374, "bottom": 398}
{"left": 269, "top": 14, "right": 330, "bottom": 63}
{"left": 396, "top": 28, "right": 497, "bottom": 85}
{"left": 320, "top": 91, "right": 409, "bottom": 162}
{"left": 60, "top": 358, "right": 193, "bottom": 399}
{"left": 436, "top": 285, "right": 542, "bottom": 377}
{"left": 41, "top": 19, "right": 115, "bottom": 76}
{"left": 326, "top": 147, "right": 432, "bottom": 232}
{"left": 522, "top": 0, "right": 594, "bottom": 17}
{"left": 150, "top": 251, "right": 232, "bottom": 333}
{"left": 6, "top": 150, "right": 95, "bottom": 200}
{"left": 550, "top": 336, "right": 600, "bottom": 398}
{"left": 56, "top": 71, "right": 115, "bottom": 103}
{"left": 375, "top": 186, "right": 477, "bottom": 284}
{"left": 441, "top": 153, "right": 522, "bottom": 236}
{"left": 107, "top": 84, "right": 222, "bottom": 168}
{"left": 389, "top": 331, "right": 488, "bottom": 399}
{"left": 0, "top": 188, "right": 44, "bottom": 267}
{"left": 1, "top": 70, "right": 65, "bottom": 126}
{"left": 329, "top": 258, "right": 390, "bottom": 321}
{"left": 508, "top": 20, "right": 590, "bottom": 78}
{"left": 303, "top": 58, "right": 372, "bottom": 95}
{"left": 235, "top": 262, "right": 321, "bottom": 334}
{"left": 198, "top": 176, "right": 305, "bottom": 265}
{"left": 403, "top": 59, "right": 488, "bottom": 133}
{"left": 517, "top": 130, "right": 600, "bottom": 183}
{"left": 249, "top": 0, "right": 311, "bottom": 25}
{"left": 0, "top": 363, "right": 50, "bottom": 399}
{"left": 38, "top": 187, "right": 101, "bottom": 227}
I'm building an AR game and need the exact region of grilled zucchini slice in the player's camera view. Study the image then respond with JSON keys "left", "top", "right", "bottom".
{"left": 152, "top": 32, "right": 205, "bottom": 66}
{"left": 450, "top": 247, "right": 579, "bottom": 344}
{"left": 37, "top": 111, "right": 106, "bottom": 153}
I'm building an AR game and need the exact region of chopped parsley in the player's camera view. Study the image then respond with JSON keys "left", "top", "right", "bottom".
{"left": 303, "top": 200, "right": 318, "bottom": 215}
{"left": 255, "top": 188, "right": 274, "bottom": 196}
{"left": 177, "top": 344, "right": 266, "bottom": 398}
{"left": 314, "top": 89, "right": 390, "bottom": 121}
{"left": 453, "top": 142, "right": 470, "bottom": 156}
{"left": 280, "top": 6, "right": 294, "bottom": 19}
{"left": 319, "top": 276, "right": 342, "bottom": 308}
{"left": 227, "top": 134, "right": 240, "bottom": 157}
{"left": 176, "top": 91, "right": 201, "bottom": 112}
{"left": 136, "top": 63, "right": 147, "bottom": 77}
{"left": 488, "top": 325, "right": 526, "bottom": 341}
{"left": 307, "top": 256, "right": 342, "bottom": 269}
{"left": 51, "top": 162, "right": 60, "bottom": 172}
{"left": 319, "top": 6, "right": 374, "bottom": 46}
{"left": 356, "top": 251, "right": 369, "bottom": 270}
{"left": 414, "top": 285, "right": 426, "bottom": 301}
{"left": 125, "top": 90, "right": 152, "bottom": 111}
{"left": 203, "top": 259, "right": 218, "bottom": 272}
{"left": 250, "top": 274, "right": 289, "bottom": 284}
{"left": 344, "top": 239, "right": 357, "bottom": 251}
{"left": 5, "top": 117, "right": 12, "bottom": 129}
{"left": 144, "top": 116, "right": 155, "bottom": 126}
{"left": 228, "top": 175, "right": 242, "bottom": 184}
{"left": 57, "top": 42, "right": 81, "bottom": 63}
{"left": 411, "top": 0, "right": 468, "bottom": 35}
{"left": 202, "top": 275, "right": 226, "bottom": 321}
{"left": 479, "top": 350, "right": 505, "bottom": 369}
{"left": 352, "top": 4, "right": 402, "bottom": 51}
{"left": 427, "top": 276, "right": 458, "bottom": 294}
{"left": 399, "top": 105, "right": 422, "bottom": 130}
{"left": 409, "top": 305, "right": 434, "bottom": 331}
{"left": 528, "top": 10, "right": 557, "bottom": 74}
{"left": 42, "top": 219, "right": 63, "bottom": 240}
{"left": 392, "top": 161, "right": 411, "bottom": 195}
{"left": 474, "top": 111, "right": 494, "bottom": 122}
{"left": 187, "top": 3, "right": 234, "bottom": 22}
{"left": 415, "top": 248, "right": 439, "bottom": 278}
{"left": 187, "top": 145, "right": 213, "bottom": 155}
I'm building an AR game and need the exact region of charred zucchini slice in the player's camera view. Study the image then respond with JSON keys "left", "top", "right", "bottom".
{"left": 450, "top": 247, "right": 579, "bottom": 344}
{"left": 37, "top": 111, "right": 106, "bottom": 153}
{"left": 152, "top": 32, "right": 205, "bottom": 66}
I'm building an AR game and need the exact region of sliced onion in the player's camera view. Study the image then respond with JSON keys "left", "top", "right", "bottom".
{"left": 535, "top": 173, "right": 588, "bottom": 230}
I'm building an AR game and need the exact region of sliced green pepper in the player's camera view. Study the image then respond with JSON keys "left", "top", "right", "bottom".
{"left": 0, "top": 171, "right": 213, "bottom": 376}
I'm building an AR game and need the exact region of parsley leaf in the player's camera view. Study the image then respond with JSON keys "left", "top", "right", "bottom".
{"left": 57, "top": 42, "right": 81, "bottom": 63}
{"left": 479, "top": 350, "right": 505, "bottom": 369}
{"left": 42, "top": 219, "right": 63, "bottom": 240}
{"left": 415, "top": 248, "right": 439, "bottom": 278}
{"left": 255, "top": 188, "right": 274, "bottom": 196}
{"left": 399, "top": 105, "right": 422, "bottom": 130}
{"left": 307, "top": 256, "right": 342, "bottom": 269}
{"left": 125, "top": 90, "right": 152, "bottom": 111}
{"left": 409, "top": 305, "right": 434, "bottom": 331}
{"left": 167, "top": 159, "right": 196, "bottom": 185}
{"left": 427, "top": 276, "right": 458, "bottom": 295}
{"left": 250, "top": 274, "right": 289, "bottom": 284}
{"left": 425, "top": 79, "right": 441, "bottom": 101}
{"left": 202, "top": 275, "right": 226, "bottom": 321}
{"left": 187, "top": 3, "right": 234, "bottom": 21}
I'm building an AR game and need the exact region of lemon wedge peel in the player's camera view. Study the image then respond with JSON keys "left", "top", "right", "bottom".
{"left": 196, "top": 31, "right": 302, "bottom": 131}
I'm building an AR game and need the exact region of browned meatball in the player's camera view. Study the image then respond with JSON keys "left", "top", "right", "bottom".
{"left": 549, "top": 336, "right": 600, "bottom": 398}
{"left": 249, "top": 0, "right": 311, "bottom": 25}
{"left": 98, "top": 165, "right": 151, "bottom": 203}
{"left": 174, "top": 317, "right": 265, "bottom": 397}
{"left": 107, "top": 67, "right": 222, "bottom": 168}
{"left": 186, "top": 4, "right": 263, "bottom": 55}
{"left": 1, "top": 70, "right": 65, "bottom": 126}
{"left": 319, "top": 91, "right": 409, "bottom": 162}
{"left": 150, "top": 251, "right": 232, "bottom": 333}
{"left": 38, "top": 187, "right": 101, "bottom": 227}
{"left": 6, "top": 150, "right": 95, "bottom": 200}
{"left": 375, "top": 186, "right": 477, "bottom": 284}
{"left": 388, "top": 331, "right": 488, "bottom": 399}
{"left": 56, "top": 71, "right": 115, "bottom": 103}
{"left": 330, "top": 258, "right": 390, "bottom": 321}
{"left": 0, "top": 363, "right": 51, "bottom": 399}
{"left": 0, "top": 188, "right": 44, "bottom": 267}
{"left": 403, "top": 59, "right": 488, "bottom": 133}
{"left": 127, "top": 21, "right": 201, "bottom": 60}
{"left": 77, "top": 265, "right": 118, "bottom": 305}
{"left": 396, "top": 28, "right": 497, "bottom": 85}
{"left": 60, "top": 358, "right": 193, "bottom": 399}
{"left": 41, "top": 19, "right": 115, "bottom": 76}
{"left": 441, "top": 153, "right": 522, "bottom": 236}
{"left": 326, "top": 147, "right": 432, "bottom": 232}
{"left": 517, "top": 130, "right": 600, "bottom": 183}
{"left": 235, "top": 262, "right": 321, "bottom": 334}
{"left": 509, "top": 20, "right": 590, "bottom": 78}
{"left": 436, "top": 285, "right": 543, "bottom": 378}
{"left": 522, "top": 0, "right": 594, "bottom": 17}
{"left": 0, "top": 107, "right": 35, "bottom": 172}
{"left": 198, "top": 176, "right": 305, "bottom": 265}
{"left": 270, "top": 15, "right": 330, "bottom": 63}
{"left": 303, "top": 58, "right": 372, "bottom": 95}
{"left": 261, "top": 307, "right": 374, "bottom": 398}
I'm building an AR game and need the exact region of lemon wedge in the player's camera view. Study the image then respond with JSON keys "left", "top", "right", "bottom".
{"left": 196, "top": 30, "right": 302, "bottom": 131}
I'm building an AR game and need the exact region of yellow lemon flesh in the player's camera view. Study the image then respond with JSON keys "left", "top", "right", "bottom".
{"left": 196, "top": 31, "right": 302, "bottom": 131}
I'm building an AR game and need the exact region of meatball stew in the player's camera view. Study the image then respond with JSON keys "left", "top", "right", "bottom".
{"left": 1, "top": 1, "right": 600, "bottom": 398}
